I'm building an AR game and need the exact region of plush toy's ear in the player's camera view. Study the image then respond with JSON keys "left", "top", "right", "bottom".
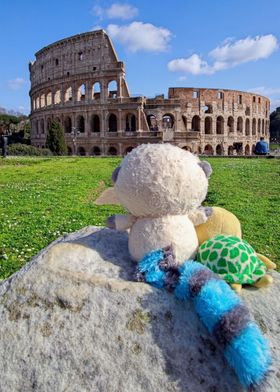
{"left": 198, "top": 161, "right": 212, "bottom": 178}
{"left": 95, "top": 187, "right": 121, "bottom": 205}
{"left": 112, "top": 166, "right": 121, "bottom": 183}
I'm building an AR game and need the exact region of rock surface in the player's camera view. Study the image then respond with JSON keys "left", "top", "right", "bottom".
{"left": 0, "top": 227, "right": 279, "bottom": 392}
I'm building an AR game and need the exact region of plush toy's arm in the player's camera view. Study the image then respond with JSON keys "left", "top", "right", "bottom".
{"left": 188, "top": 207, "right": 213, "bottom": 226}
{"left": 106, "top": 214, "right": 136, "bottom": 231}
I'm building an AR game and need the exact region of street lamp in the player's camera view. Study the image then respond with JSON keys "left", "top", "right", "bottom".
{"left": 71, "top": 126, "right": 80, "bottom": 155}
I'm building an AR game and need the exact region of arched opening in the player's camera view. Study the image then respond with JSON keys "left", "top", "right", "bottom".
{"left": 40, "top": 94, "right": 45, "bottom": 108}
{"left": 216, "top": 144, "right": 223, "bottom": 155}
{"left": 36, "top": 120, "right": 39, "bottom": 135}
{"left": 245, "top": 144, "right": 250, "bottom": 155}
{"left": 262, "top": 119, "right": 265, "bottom": 134}
{"left": 125, "top": 146, "right": 134, "bottom": 154}
{"left": 227, "top": 117, "right": 234, "bottom": 133}
{"left": 237, "top": 117, "right": 243, "bottom": 133}
{"left": 77, "top": 84, "right": 86, "bottom": 101}
{"left": 92, "top": 82, "right": 101, "bottom": 100}
{"left": 91, "top": 115, "right": 100, "bottom": 132}
{"left": 258, "top": 119, "right": 261, "bottom": 134}
{"left": 64, "top": 117, "right": 72, "bottom": 133}
{"left": 54, "top": 90, "right": 61, "bottom": 104}
{"left": 108, "top": 80, "right": 117, "bottom": 99}
{"left": 252, "top": 119, "right": 256, "bottom": 135}
{"left": 204, "top": 144, "right": 214, "bottom": 155}
{"left": 182, "top": 146, "right": 192, "bottom": 152}
{"left": 162, "top": 114, "right": 174, "bottom": 129}
{"left": 77, "top": 116, "right": 85, "bottom": 133}
{"left": 108, "top": 114, "right": 117, "bottom": 132}
{"left": 216, "top": 116, "right": 224, "bottom": 134}
{"left": 245, "top": 107, "right": 250, "bottom": 116}
{"left": 147, "top": 114, "right": 158, "bottom": 132}
{"left": 125, "top": 114, "right": 136, "bottom": 132}
{"left": 46, "top": 92, "right": 52, "bottom": 106}
{"left": 40, "top": 119, "right": 44, "bottom": 134}
{"left": 67, "top": 146, "right": 73, "bottom": 156}
{"left": 191, "top": 115, "right": 200, "bottom": 132}
{"left": 55, "top": 117, "right": 61, "bottom": 124}
{"left": 228, "top": 146, "right": 234, "bottom": 156}
{"left": 108, "top": 146, "right": 118, "bottom": 155}
{"left": 78, "top": 147, "right": 86, "bottom": 156}
{"left": 182, "top": 116, "right": 187, "bottom": 130}
{"left": 91, "top": 146, "right": 101, "bottom": 156}
{"left": 65, "top": 87, "right": 72, "bottom": 102}
{"left": 204, "top": 117, "right": 212, "bottom": 134}
{"left": 252, "top": 144, "right": 256, "bottom": 154}
{"left": 245, "top": 119, "right": 250, "bottom": 136}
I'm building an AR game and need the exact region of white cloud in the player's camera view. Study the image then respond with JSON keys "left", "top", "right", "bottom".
{"left": 249, "top": 86, "right": 280, "bottom": 96}
{"left": 92, "top": 3, "right": 138, "bottom": 20}
{"left": 8, "top": 77, "right": 26, "bottom": 90}
{"left": 168, "top": 34, "right": 278, "bottom": 75}
{"left": 107, "top": 21, "right": 172, "bottom": 53}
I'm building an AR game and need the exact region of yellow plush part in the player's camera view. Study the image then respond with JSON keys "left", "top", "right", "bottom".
{"left": 195, "top": 207, "right": 242, "bottom": 245}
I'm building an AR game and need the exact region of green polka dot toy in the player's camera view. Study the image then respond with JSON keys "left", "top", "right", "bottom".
{"left": 197, "top": 234, "right": 267, "bottom": 285}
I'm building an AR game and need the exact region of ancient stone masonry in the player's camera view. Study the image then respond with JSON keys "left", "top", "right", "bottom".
{"left": 29, "top": 30, "right": 270, "bottom": 156}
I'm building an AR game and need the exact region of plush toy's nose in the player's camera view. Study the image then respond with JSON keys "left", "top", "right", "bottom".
{"left": 112, "top": 166, "right": 121, "bottom": 183}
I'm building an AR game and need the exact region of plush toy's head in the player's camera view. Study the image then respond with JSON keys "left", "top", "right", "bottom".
{"left": 112, "top": 143, "right": 212, "bottom": 217}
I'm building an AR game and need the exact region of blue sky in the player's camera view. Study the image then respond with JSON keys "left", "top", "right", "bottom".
{"left": 1, "top": 0, "right": 280, "bottom": 115}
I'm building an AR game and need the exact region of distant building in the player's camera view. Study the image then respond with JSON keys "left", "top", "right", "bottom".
{"left": 29, "top": 30, "right": 270, "bottom": 156}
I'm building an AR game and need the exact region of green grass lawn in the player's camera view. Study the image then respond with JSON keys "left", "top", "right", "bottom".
{"left": 0, "top": 156, "right": 279, "bottom": 280}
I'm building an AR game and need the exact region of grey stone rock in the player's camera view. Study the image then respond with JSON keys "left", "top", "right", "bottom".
{"left": 0, "top": 226, "right": 279, "bottom": 392}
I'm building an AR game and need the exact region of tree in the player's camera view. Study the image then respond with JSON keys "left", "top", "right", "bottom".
{"left": 270, "top": 107, "right": 280, "bottom": 142}
{"left": 46, "top": 121, "right": 67, "bottom": 155}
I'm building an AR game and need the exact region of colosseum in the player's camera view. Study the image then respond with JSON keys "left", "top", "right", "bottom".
{"left": 29, "top": 30, "right": 270, "bottom": 156}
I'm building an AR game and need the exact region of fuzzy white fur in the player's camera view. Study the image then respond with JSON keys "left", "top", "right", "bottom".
{"left": 111, "top": 143, "right": 210, "bottom": 263}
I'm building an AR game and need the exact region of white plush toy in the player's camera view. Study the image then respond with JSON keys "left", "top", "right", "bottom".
{"left": 106, "top": 143, "right": 212, "bottom": 264}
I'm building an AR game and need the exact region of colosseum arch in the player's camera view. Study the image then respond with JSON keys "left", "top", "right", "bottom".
{"left": 262, "top": 119, "right": 265, "bottom": 134}
{"left": 192, "top": 115, "right": 200, "bottom": 132}
{"left": 216, "top": 116, "right": 224, "bottom": 134}
{"left": 77, "top": 84, "right": 86, "bottom": 101}
{"left": 92, "top": 82, "right": 101, "bottom": 100}
{"left": 162, "top": 114, "right": 174, "bottom": 129}
{"left": 65, "top": 86, "right": 73, "bottom": 102}
{"left": 40, "top": 119, "right": 44, "bottom": 134}
{"left": 258, "top": 119, "right": 261, "bottom": 134}
{"left": 252, "top": 118, "right": 256, "bottom": 135}
{"left": 108, "top": 146, "right": 118, "bottom": 155}
{"left": 237, "top": 117, "right": 243, "bottom": 133}
{"left": 228, "top": 146, "right": 234, "bottom": 155}
{"left": 91, "top": 146, "right": 101, "bottom": 156}
{"left": 54, "top": 90, "right": 61, "bottom": 104}
{"left": 78, "top": 146, "right": 86, "bottom": 156}
{"left": 216, "top": 144, "right": 223, "bottom": 155}
{"left": 77, "top": 115, "right": 85, "bottom": 133}
{"left": 204, "top": 144, "right": 214, "bottom": 155}
{"left": 204, "top": 117, "right": 212, "bottom": 134}
{"left": 125, "top": 113, "right": 136, "bottom": 132}
{"left": 40, "top": 94, "right": 45, "bottom": 108}
{"left": 64, "top": 117, "right": 72, "bottom": 133}
{"left": 252, "top": 144, "right": 256, "bottom": 154}
{"left": 90, "top": 114, "right": 100, "bottom": 132}
{"left": 108, "top": 113, "right": 117, "bottom": 132}
{"left": 147, "top": 114, "right": 158, "bottom": 132}
{"left": 227, "top": 117, "right": 234, "bottom": 133}
{"left": 46, "top": 91, "right": 52, "bottom": 106}
{"left": 245, "top": 144, "right": 250, "bottom": 155}
{"left": 245, "top": 118, "right": 250, "bottom": 136}
{"left": 108, "top": 80, "right": 117, "bottom": 99}
{"left": 182, "top": 146, "right": 192, "bottom": 152}
{"left": 125, "top": 146, "right": 135, "bottom": 154}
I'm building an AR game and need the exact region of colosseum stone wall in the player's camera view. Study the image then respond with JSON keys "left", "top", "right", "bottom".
{"left": 29, "top": 30, "right": 270, "bottom": 156}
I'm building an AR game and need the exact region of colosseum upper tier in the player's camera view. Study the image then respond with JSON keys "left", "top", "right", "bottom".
{"left": 29, "top": 30, "right": 270, "bottom": 156}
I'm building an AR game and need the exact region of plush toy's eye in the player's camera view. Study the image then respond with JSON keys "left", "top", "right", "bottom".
{"left": 112, "top": 166, "right": 121, "bottom": 183}
{"left": 198, "top": 161, "right": 212, "bottom": 178}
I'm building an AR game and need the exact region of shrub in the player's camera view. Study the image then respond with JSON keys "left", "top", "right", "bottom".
{"left": 8, "top": 143, "right": 52, "bottom": 156}
{"left": 46, "top": 121, "right": 67, "bottom": 156}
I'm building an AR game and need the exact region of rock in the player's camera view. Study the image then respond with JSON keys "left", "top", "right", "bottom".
{"left": 0, "top": 227, "right": 279, "bottom": 392}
